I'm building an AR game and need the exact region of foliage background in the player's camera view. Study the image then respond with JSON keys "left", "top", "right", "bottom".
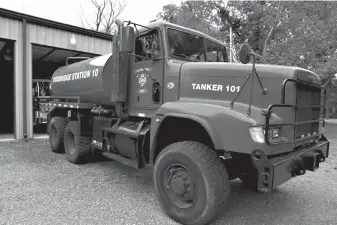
{"left": 157, "top": 0, "right": 337, "bottom": 118}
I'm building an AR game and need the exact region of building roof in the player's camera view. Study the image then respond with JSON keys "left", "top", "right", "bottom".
{"left": 0, "top": 7, "right": 113, "bottom": 40}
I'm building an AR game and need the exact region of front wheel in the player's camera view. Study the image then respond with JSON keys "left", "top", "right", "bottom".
{"left": 153, "top": 141, "right": 230, "bottom": 225}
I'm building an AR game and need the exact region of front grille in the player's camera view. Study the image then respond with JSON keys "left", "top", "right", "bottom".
{"left": 295, "top": 83, "right": 322, "bottom": 139}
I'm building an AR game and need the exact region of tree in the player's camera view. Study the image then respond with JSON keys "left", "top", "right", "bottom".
{"left": 157, "top": 1, "right": 224, "bottom": 41}
{"left": 157, "top": 1, "right": 286, "bottom": 62}
{"left": 214, "top": 0, "right": 286, "bottom": 63}
{"left": 158, "top": 0, "right": 337, "bottom": 117}
{"left": 80, "top": 0, "right": 127, "bottom": 34}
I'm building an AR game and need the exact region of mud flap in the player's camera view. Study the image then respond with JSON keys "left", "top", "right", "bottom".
{"left": 251, "top": 140, "right": 329, "bottom": 193}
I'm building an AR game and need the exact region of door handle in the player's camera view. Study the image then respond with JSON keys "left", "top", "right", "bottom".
{"left": 152, "top": 82, "right": 160, "bottom": 103}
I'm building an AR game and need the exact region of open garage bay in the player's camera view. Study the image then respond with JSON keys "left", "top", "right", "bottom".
{"left": 0, "top": 39, "right": 14, "bottom": 139}
{"left": 32, "top": 44, "right": 97, "bottom": 137}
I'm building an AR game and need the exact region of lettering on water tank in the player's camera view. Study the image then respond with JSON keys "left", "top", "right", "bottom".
{"left": 52, "top": 68, "right": 99, "bottom": 83}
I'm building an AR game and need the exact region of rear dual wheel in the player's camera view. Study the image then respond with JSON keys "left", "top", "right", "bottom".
{"left": 49, "top": 117, "right": 69, "bottom": 153}
{"left": 153, "top": 141, "right": 231, "bottom": 225}
{"left": 48, "top": 117, "right": 91, "bottom": 164}
{"left": 64, "top": 121, "right": 91, "bottom": 164}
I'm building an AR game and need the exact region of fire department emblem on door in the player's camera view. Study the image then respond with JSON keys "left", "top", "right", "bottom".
{"left": 137, "top": 73, "right": 148, "bottom": 87}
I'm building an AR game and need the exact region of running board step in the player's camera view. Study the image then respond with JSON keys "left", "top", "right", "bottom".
{"left": 102, "top": 152, "right": 139, "bottom": 169}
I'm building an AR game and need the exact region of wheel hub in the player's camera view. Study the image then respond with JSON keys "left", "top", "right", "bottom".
{"left": 171, "top": 177, "right": 185, "bottom": 196}
{"left": 165, "top": 166, "right": 196, "bottom": 206}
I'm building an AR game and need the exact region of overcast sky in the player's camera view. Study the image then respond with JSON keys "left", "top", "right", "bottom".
{"left": 1, "top": 0, "right": 183, "bottom": 28}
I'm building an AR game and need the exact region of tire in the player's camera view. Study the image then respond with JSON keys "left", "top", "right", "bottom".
{"left": 64, "top": 121, "right": 91, "bottom": 164}
{"left": 153, "top": 141, "right": 230, "bottom": 225}
{"left": 48, "top": 117, "right": 69, "bottom": 153}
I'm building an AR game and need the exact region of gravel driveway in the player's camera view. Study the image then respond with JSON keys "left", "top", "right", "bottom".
{"left": 1, "top": 125, "right": 337, "bottom": 225}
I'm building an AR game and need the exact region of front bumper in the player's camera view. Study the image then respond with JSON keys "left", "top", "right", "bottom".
{"left": 252, "top": 136, "right": 329, "bottom": 193}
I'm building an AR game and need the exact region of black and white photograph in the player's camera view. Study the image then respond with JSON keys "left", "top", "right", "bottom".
{"left": 0, "top": 0, "right": 337, "bottom": 224}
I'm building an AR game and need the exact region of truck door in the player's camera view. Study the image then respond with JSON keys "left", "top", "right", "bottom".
{"left": 129, "top": 29, "right": 164, "bottom": 110}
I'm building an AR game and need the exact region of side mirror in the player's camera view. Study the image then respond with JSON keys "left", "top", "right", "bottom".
{"left": 331, "top": 74, "right": 337, "bottom": 86}
{"left": 239, "top": 43, "right": 255, "bottom": 64}
{"left": 121, "top": 26, "right": 135, "bottom": 53}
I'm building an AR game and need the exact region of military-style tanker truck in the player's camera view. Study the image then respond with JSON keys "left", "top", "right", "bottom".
{"left": 47, "top": 20, "right": 333, "bottom": 225}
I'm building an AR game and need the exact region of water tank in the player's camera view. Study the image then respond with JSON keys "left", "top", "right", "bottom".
{"left": 51, "top": 53, "right": 125, "bottom": 106}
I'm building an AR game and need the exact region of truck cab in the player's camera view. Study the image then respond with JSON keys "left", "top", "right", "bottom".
{"left": 46, "top": 20, "right": 332, "bottom": 225}
{"left": 127, "top": 21, "right": 228, "bottom": 115}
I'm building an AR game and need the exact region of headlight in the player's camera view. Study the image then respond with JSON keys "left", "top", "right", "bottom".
{"left": 249, "top": 127, "right": 265, "bottom": 143}
{"left": 269, "top": 128, "right": 280, "bottom": 139}
{"left": 249, "top": 127, "right": 280, "bottom": 143}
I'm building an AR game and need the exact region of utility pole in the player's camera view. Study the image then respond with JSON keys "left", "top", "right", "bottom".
{"left": 229, "top": 7, "right": 233, "bottom": 63}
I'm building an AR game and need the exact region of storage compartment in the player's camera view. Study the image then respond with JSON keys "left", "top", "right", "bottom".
{"left": 93, "top": 116, "right": 117, "bottom": 142}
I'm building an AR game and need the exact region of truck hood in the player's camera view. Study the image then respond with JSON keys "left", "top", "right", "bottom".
{"left": 178, "top": 62, "right": 322, "bottom": 113}
{"left": 179, "top": 62, "right": 321, "bottom": 85}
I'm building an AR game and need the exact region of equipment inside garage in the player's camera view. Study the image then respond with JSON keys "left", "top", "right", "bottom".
{"left": 0, "top": 39, "right": 14, "bottom": 136}
{"left": 31, "top": 44, "right": 97, "bottom": 135}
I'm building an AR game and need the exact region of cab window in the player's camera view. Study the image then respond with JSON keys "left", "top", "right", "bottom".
{"left": 135, "top": 30, "right": 161, "bottom": 62}
{"left": 167, "top": 28, "right": 205, "bottom": 62}
{"left": 205, "top": 39, "right": 228, "bottom": 62}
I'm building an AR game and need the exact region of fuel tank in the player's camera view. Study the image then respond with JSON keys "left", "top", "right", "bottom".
{"left": 51, "top": 53, "right": 123, "bottom": 106}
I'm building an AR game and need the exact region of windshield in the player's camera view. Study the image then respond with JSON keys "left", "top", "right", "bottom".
{"left": 167, "top": 28, "right": 228, "bottom": 62}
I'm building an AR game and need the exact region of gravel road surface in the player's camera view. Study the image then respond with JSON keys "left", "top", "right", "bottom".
{"left": 1, "top": 125, "right": 337, "bottom": 225}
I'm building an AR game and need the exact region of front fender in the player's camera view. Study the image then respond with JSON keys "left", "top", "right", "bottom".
{"left": 151, "top": 101, "right": 262, "bottom": 155}
{"left": 161, "top": 112, "right": 223, "bottom": 149}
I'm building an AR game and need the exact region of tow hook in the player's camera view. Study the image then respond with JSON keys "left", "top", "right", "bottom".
{"left": 316, "top": 150, "right": 326, "bottom": 162}
{"left": 292, "top": 158, "right": 306, "bottom": 176}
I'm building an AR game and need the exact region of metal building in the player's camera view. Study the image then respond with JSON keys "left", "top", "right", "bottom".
{"left": 0, "top": 8, "right": 113, "bottom": 140}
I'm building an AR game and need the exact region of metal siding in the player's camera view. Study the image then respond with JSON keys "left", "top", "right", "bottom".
{"left": 37, "top": 25, "right": 45, "bottom": 44}
{"left": 94, "top": 38, "right": 100, "bottom": 53}
{"left": 88, "top": 36, "right": 93, "bottom": 53}
{"left": 10, "top": 20, "right": 20, "bottom": 40}
{"left": 27, "top": 23, "right": 111, "bottom": 55}
{"left": 52, "top": 28, "right": 61, "bottom": 47}
{"left": 46, "top": 27, "right": 53, "bottom": 46}
{"left": 102, "top": 39, "right": 108, "bottom": 53}
{"left": 0, "top": 17, "right": 21, "bottom": 40}
{"left": 60, "top": 30, "right": 67, "bottom": 49}
{"left": 82, "top": 35, "right": 89, "bottom": 52}
{"left": 29, "top": 24, "right": 37, "bottom": 43}
{"left": 75, "top": 34, "right": 82, "bottom": 51}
